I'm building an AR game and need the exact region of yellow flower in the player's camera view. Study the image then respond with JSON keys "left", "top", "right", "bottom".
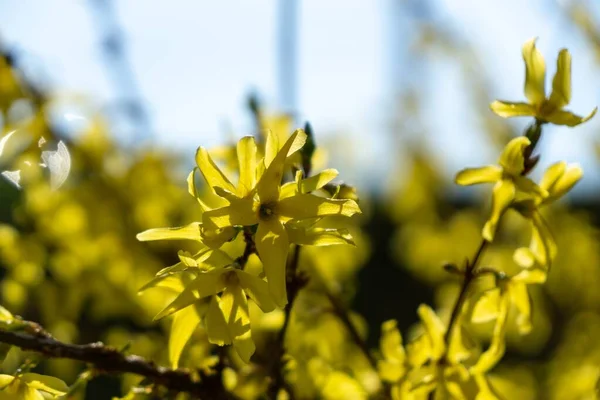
{"left": 201, "top": 130, "right": 361, "bottom": 307}
{"left": 491, "top": 38, "right": 597, "bottom": 127}
{"left": 455, "top": 137, "right": 546, "bottom": 241}
{"left": 513, "top": 161, "right": 583, "bottom": 268}
{"left": 0, "top": 373, "right": 68, "bottom": 400}
{"left": 139, "top": 247, "right": 275, "bottom": 364}
{"left": 471, "top": 267, "right": 547, "bottom": 373}
{"left": 379, "top": 306, "right": 482, "bottom": 399}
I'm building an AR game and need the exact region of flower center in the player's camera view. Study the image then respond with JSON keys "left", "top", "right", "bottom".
{"left": 258, "top": 201, "right": 277, "bottom": 221}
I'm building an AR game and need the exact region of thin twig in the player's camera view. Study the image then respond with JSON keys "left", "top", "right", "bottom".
{"left": 0, "top": 325, "right": 234, "bottom": 399}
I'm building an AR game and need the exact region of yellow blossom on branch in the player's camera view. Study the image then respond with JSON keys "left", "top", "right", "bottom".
{"left": 490, "top": 38, "right": 597, "bottom": 127}
{"left": 455, "top": 136, "right": 546, "bottom": 241}
{"left": 200, "top": 130, "right": 361, "bottom": 307}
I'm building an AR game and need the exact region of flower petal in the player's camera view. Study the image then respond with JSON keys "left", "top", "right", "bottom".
{"left": 235, "top": 270, "right": 276, "bottom": 313}
{"left": 202, "top": 199, "right": 258, "bottom": 230}
{"left": 472, "top": 288, "right": 501, "bottom": 324}
{"left": 513, "top": 247, "right": 536, "bottom": 269}
{"left": 490, "top": 101, "right": 536, "bottom": 118}
{"left": 169, "top": 304, "right": 201, "bottom": 368}
{"left": 470, "top": 292, "right": 509, "bottom": 374}
{"left": 509, "top": 282, "right": 533, "bottom": 335}
{"left": 236, "top": 136, "right": 257, "bottom": 197}
{"left": 20, "top": 373, "right": 69, "bottom": 396}
{"left": 454, "top": 166, "right": 502, "bottom": 186}
{"left": 539, "top": 161, "right": 567, "bottom": 193}
{"left": 530, "top": 212, "right": 557, "bottom": 267}
{"left": 286, "top": 226, "right": 355, "bottom": 246}
{"left": 136, "top": 222, "right": 203, "bottom": 242}
{"left": 154, "top": 269, "right": 228, "bottom": 320}
{"left": 255, "top": 219, "right": 289, "bottom": 308}
{"left": 548, "top": 49, "right": 571, "bottom": 110}
{"left": 543, "top": 107, "right": 597, "bottom": 127}
{"left": 299, "top": 168, "right": 339, "bottom": 193}
{"left": 498, "top": 136, "right": 530, "bottom": 176}
{"left": 195, "top": 147, "right": 237, "bottom": 194}
{"left": 417, "top": 304, "right": 446, "bottom": 360}
{"left": 483, "top": 179, "right": 516, "bottom": 242}
{"left": 206, "top": 295, "right": 232, "bottom": 346}
{"left": 220, "top": 285, "right": 255, "bottom": 362}
{"left": 522, "top": 37, "right": 546, "bottom": 105}
{"left": 548, "top": 163, "right": 583, "bottom": 201}
{"left": 277, "top": 194, "right": 361, "bottom": 221}
{"left": 256, "top": 129, "right": 307, "bottom": 203}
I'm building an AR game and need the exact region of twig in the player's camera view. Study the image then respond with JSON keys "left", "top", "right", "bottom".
{"left": 0, "top": 325, "right": 234, "bottom": 399}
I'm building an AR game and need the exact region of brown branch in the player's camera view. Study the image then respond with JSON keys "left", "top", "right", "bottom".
{"left": 0, "top": 324, "right": 234, "bottom": 399}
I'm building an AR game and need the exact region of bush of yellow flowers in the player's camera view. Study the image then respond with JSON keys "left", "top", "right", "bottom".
{"left": 1, "top": 32, "right": 600, "bottom": 400}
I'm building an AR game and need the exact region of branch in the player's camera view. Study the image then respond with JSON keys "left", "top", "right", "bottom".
{"left": 0, "top": 323, "right": 234, "bottom": 399}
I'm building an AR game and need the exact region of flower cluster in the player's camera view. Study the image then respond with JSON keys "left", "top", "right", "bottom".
{"left": 138, "top": 128, "right": 361, "bottom": 363}
{"left": 378, "top": 38, "right": 594, "bottom": 398}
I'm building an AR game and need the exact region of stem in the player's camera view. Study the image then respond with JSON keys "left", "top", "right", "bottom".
{"left": 443, "top": 239, "right": 489, "bottom": 346}
{"left": 0, "top": 324, "right": 234, "bottom": 399}
{"left": 324, "top": 288, "right": 378, "bottom": 370}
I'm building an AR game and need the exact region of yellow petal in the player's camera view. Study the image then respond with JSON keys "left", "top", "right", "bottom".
{"left": 255, "top": 219, "right": 289, "bottom": 308}
{"left": 195, "top": 147, "right": 237, "bottom": 194}
{"left": 471, "top": 288, "right": 501, "bottom": 324}
{"left": 522, "top": 37, "right": 546, "bottom": 105}
{"left": 531, "top": 212, "right": 557, "bottom": 267}
{"left": 0, "top": 306, "right": 13, "bottom": 322}
{"left": 20, "top": 373, "right": 69, "bottom": 396}
{"left": 490, "top": 101, "right": 536, "bottom": 118}
{"left": 206, "top": 295, "right": 232, "bottom": 346}
{"left": 202, "top": 199, "right": 258, "bottom": 230}
{"left": 470, "top": 292, "right": 509, "bottom": 375}
{"left": 169, "top": 304, "right": 201, "bottom": 369}
{"left": 380, "top": 320, "right": 406, "bottom": 363}
{"left": 154, "top": 269, "right": 228, "bottom": 320}
{"left": 512, "top": 268, "right": 547, "bottom": 285}
{"left": 221, "top": 285, "right": 254, "bottom": 363}
{"left": 543, "top": 107, "right": 597, "bottom": 127}
{"left": 454, "top": 166, "right": 502, "bottom": 186}
{"left": 548, "top": 49, "right": 571, "bottom": 110}
{"left": 483, "top": 179, "right": 515, "bottom": 242}
{"left": 513, "top": 247, "right": 536, "bottom": 269}
{"left": 417, "top": 304, "right": 446, "bottom": 360}
{"left": 235, "top": 270, "right": 276, "bottom": 313}
{"left": 547, "top": 163, "right": 583, "bottom": 201}
{"left": 256, "top": 129, "right": 307, "bottom": 203}
{"left": 286, "top": 226, "right": 355, "bottom": 246}
{"left": 136, "top": 222, "right": 203, "bottom": 242}
{"left": 473, "top": 374, "right": 502, "bottom": 400}
{"left": 508, "top": 282, "right": 533, "bottom": 335}
{"left": 498, "top": 136, "right": 530, "bottom": 176}
{"left": 236, "top": 136, "right": 257, "bottom": 197}
{"left": 277, "top": 194, "right": 361, "bottom": 221}
{"left": 513, "top": 175, "right": 547, "bottom": 198}
{"left": 539, "top": 161, "right": 567, "bottom": 193}
{"left": 299, "top": 168, "right": 339, "bottom": 193}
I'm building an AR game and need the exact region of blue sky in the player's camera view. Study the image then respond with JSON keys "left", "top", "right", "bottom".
{"left": 1, "top": 0, "right": 599, "bottom": 195}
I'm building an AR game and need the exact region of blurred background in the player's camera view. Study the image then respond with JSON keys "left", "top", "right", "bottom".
{"left": 1, "top": 0, "right": 600, "bottom": 398}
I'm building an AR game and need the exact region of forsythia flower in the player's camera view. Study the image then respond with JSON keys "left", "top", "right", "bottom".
{"left": 151, "top": 250, "right": 275, "bottom": 363}
{"left": 471, "top": 267, "right": 547, "bottom": 372}
{"left": 378, "top": 306, "right": 498, "bottom": 399}
{"left": 490, "top": 38, "right": 597, "bottom": 127}
{"left": 0, "top": 373, "right": 68, "bottom": 400}
{"left": 200, "top": 130, "right": 360, "bottom": 307}
{"left": 513, "top": 161, "right": 583, "bottom": 268}
{"left": 455, "top": 136, "right": 545, "bottom": 241}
